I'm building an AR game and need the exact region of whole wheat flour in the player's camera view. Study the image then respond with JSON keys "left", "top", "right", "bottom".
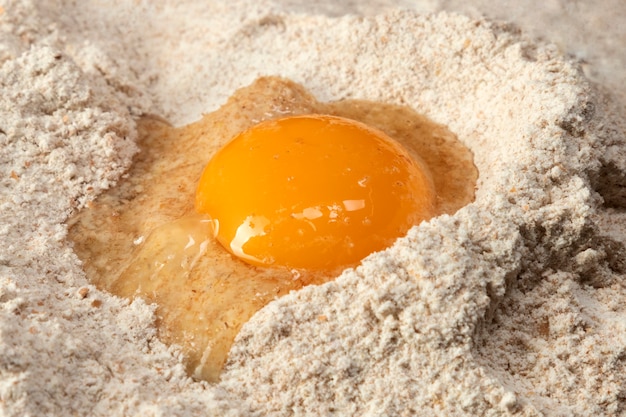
{"left": 1, "top": 1, "right": 625, "bottom": 416}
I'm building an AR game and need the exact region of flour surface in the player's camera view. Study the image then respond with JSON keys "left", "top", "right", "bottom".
{"left": 0, "top": 1, "right": 625, "bottom": 416}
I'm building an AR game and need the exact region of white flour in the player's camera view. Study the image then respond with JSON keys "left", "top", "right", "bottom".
{"left": 1, "top": 1, "right": 625, "bottom": 416}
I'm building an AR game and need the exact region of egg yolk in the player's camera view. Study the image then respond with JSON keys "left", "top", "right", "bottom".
{"left": 195, "top": 114, "right": 437, "bottom": 270}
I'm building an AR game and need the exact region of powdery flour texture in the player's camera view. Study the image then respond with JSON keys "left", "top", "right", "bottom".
{"left": 0, "top": 1, "right": 625, "bottom": 416}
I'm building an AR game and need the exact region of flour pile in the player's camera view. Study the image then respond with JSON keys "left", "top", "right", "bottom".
{"left": 0, "top": 1, "right": 625, "bottom": 416}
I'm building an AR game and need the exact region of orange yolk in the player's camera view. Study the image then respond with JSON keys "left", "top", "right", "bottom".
{"left": 195, "top": 114, "right": 437, "bottom": 270}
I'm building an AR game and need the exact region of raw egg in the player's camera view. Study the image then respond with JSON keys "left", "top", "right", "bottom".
{"left": 68, "top": 77, "right": 477, "bottom": 382}
{"left": 195, "top": 114, "right": 436, "bottom": 270}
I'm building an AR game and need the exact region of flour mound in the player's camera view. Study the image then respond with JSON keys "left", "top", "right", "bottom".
{"left": 0, "top": 2, "right": 625, "bottom": 417}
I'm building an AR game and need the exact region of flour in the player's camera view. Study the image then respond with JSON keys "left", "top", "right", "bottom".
{"left": 1, "top": 1, "right": 625, "bottom": 416}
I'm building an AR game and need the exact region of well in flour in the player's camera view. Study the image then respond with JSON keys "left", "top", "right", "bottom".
{"left": 67, "top": 76, "right": 477, "bottom": 382}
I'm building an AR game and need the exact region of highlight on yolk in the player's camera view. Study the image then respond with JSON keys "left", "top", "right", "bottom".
{"left": 195, "top": 114, "right": 437, "bottom": 270}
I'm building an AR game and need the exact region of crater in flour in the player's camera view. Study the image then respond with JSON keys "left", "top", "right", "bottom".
{"left": 68, "top": 76, "right": 477, "bottom": 382}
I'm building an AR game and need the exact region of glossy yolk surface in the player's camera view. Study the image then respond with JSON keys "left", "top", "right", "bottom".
{"left": 195, "top": 114, "right": 437, "bottom": 270}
